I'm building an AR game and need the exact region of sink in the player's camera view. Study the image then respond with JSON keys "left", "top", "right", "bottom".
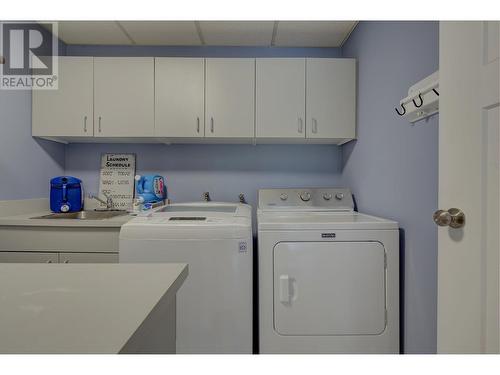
{"left": 31, "top": 210, "right": 128, "bottom": 220}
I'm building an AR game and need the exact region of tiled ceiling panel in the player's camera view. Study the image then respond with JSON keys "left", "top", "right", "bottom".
{"left": 57, "top": 21, "right": 132, "bottom": 45}
{"left": 274, "top": 21, "right": 357, "bottom": 47}
{"left": 198, "top": 21, "right": 275, "bottom": 46}
{"left": 119, "top": 21, "right": 202, "bottom": 45}
{"left": 43, "top": 21, "right": 358, "bottom": 47}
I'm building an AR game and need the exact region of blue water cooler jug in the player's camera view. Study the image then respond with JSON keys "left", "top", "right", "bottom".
{"left": 50, "top": 176, "right": 83, "bottom": 213}
{"left": 135, "top": 175, "right": 167, "bottom": 204}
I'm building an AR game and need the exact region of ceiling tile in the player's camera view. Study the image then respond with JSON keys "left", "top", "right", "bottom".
{"left": 119, "top": 21, "right": 201, "bottom": 45}
{"left": 57, "top": 21, "right": 132, "bottom": 45}
{"left": 199, "top": 21, "right": 274, "bottom": 46}
{"left": 274, "top": 21, "right": 357, "bottom": 47}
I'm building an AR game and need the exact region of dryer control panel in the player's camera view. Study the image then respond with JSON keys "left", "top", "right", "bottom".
{"left": 258, "top": 188, "right": 354, "bottom": 211}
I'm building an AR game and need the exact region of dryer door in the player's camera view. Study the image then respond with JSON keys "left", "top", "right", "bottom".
{"left": 273, "top": 241, "right": 386, "bottom": 336}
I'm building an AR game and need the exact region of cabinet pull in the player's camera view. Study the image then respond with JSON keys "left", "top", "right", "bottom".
{"left": 197, "top": 117, "right": 200, "bottom": 133}
{"left": 84, "top": 116, "right": 87, "bottom": 133}
{"left": 298, "top": 118, "right": 303, "bottom": 133}
{"left": 312, "top": 118, "right": 318, "bottom": 134}
{"left": 98, "top": 116, "right": 102, "bottom": 133}
{"left": 211, "top": 117, "right": 214, "bottom": 133}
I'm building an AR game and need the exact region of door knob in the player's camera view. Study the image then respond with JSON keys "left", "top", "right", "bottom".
{"left": 433, "top": 208, "right": 465, "bottom": 229}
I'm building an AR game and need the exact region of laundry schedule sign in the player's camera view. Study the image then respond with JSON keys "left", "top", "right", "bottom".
{"left": 98, "top": 154, "right": 136, "bottom": 209}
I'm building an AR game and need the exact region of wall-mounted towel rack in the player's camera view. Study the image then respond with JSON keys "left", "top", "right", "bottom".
{"left": 395, "top": 71, "right": 439, "bottom": 123}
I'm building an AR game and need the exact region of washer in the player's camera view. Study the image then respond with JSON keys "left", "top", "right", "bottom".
{"left": 119, "top": 202, "right": 253, "bottom": 354}
{"left": 258, "top": 188, "right": 399, "bottom": 353}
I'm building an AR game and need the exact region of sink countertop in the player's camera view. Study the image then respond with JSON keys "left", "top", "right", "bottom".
{"left": 0, "top": 263, "right": 188, "bottom": 354}
{"left": 0, "top": 199, "right": 134, "bottom": 227}
{"left": 0, "top": 210, "right": 134, "bottom": 227}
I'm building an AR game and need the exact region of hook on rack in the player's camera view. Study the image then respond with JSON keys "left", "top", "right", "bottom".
{"left": 432, "top": 88, "right": 440, "bottom": 96}
{"left": 395, "top": 103, "right": 406, "bottom": 116}
{"left": 413, "top": 93, "right": 424, "bottom": 108}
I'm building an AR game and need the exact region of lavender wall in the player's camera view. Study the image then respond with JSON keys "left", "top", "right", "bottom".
{"left": 64, "top": 45, "right": 344, "bottom": 211}
{"left": 0, "top": 22, "right": 65, "bottom": 200}
{"left": 341, "top": 21, "right": 439, "bottom": 353}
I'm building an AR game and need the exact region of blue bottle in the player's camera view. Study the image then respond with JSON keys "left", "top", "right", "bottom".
{"left": 50, "top": 176, "right": 83, "bottom": 213}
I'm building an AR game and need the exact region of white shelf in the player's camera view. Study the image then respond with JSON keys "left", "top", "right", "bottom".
{"left": 397, "top": 71, "right": 439, "bottom": 123}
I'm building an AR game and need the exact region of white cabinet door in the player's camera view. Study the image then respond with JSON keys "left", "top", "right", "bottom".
{"left": 273, "top": 241, "right": 386, "bottom": 336}
{"left": 155, "top": 58, "right": 205, "bottom": 138}
{"left": 94, "top": 58, "right": 154, "bottom": 137}
{"left": 0, "top": 251, "right": 59, "bottom": 263}
{"left": 256, "top": 58, "right": 306, "bottom": 139}
{"left": 59, "top": 252, "right": 118, "bottom": 263}
{"left": 32, "top": 57, "right": 94, "bottom": 137}
{"left": 205, "top": 58, "right": 255, "bottom": 138}
{"left": 306, "top": 58, "right": 356, "bottom": 140}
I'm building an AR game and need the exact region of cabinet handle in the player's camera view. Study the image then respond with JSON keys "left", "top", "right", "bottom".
{"left": 298, "top": 118, "right": 303, "bottom": 133}
{"left": 83, "top": 116, "right": 87, "bottom": 133}
{"left": 312, "top": 118, "right": 318, "bottom": 134}
{"left": 211, "top": 117, "right": 214, "bottom": 133}
{"left": 46, "top": 260, "right": 52, "bottom": 263}
{"left": 98, "top": 116, "right": 102, "bottom": 133}
{"left": 63, "top": 260, "right": 69, "bottom": 264}
{"left": 197, "top": 117, "right": 200, "bottom": 133}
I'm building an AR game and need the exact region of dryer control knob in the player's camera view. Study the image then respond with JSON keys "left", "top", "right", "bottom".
{"left": 300, "top": 191, "right": 311, "bottom": 202}
{"left": 323, "top": 193, "right": 332, "bottom": 201}
{"left": 280, "top": 193, "right": 288, "bottom": 201}
{"left": 335, "top": 193, "right": 344, "bottom": 201}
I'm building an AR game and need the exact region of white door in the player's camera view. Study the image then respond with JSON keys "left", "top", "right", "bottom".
{"left": 306, "top": 58, "right": 356, "bottom": 140}
{"left": 205, "top": 58, "right": 255, "bottom": 138}
{"left": 256, "top": 58, "right": 306, "bottom": 139}
{"left": 437, "top": 21, "right": 500, "bottom": 353}
{"left": 32, "top": 56, "right": 93, "bottom": 137}
{"left": 155, "top": 58, "right": 205, "bottom": 138}
{"left": 94, "top": 57, "right": 154, "bottom": 137}
{"left": 0, "top": 251, "right": 59, "bottom": 263}
{"left": 273, "top": 242, "right": 386, "bottom": 336}
{"left": 59, "top": 252, "right": 118, "bottom": 263}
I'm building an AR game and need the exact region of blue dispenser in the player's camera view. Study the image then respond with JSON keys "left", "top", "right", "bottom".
{"left": 50, "top": 176, "right": 83, "bottom": 213}
{"left": 135, "top": 175, "right": 167, "bottom": 204}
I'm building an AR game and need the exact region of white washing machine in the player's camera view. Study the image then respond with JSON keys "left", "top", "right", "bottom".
{"left": 119, "top": 202, "right": 253, "bottom": 354}
{"left": 258, "top": 188, "right": 399, "bottom": 353}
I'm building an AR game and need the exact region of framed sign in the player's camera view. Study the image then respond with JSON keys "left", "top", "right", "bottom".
{"left": 98, "top": 153, "right": 136, "bottom": 210}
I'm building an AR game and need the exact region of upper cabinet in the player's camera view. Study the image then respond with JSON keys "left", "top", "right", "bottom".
{"left": 256, "top": 58, "right": 306, "bottom": 139}
{"left": 155, "top": 58, "right": 205, "bottom": 138}
{"left": 306, "top": 58, "right": 356, "bottom": 140}
{"left": 32, "top": 57, "right": 94, "bottom": 137}
{"left": 32, "top": 57, "right": 356, "bottom": 144}
{"left": 94, "top": 57, "right": 154, "bottom": 137}
{"left": 205, "top": 59, "right": 255, "bottom": 138}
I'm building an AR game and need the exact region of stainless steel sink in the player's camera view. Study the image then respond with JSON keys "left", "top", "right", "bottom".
{"left": 31, "top": 210, "right": 128, "bottom": 220}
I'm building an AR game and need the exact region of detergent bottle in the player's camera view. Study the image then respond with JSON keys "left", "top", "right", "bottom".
{"left": 134, "top": 175, "right": 167, "bottom": 204}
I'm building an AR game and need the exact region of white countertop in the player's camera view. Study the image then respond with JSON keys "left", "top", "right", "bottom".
{"left": 0, "top": 210, "right": 133, "bottom": 227}
{"left": 0, "top": 198, "right": 133, "bottom": 227}
{"left": 0, "top": 263, "right": 188, "bottom": 353}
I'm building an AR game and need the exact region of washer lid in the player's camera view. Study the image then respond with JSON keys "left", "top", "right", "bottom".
{"left": 258, "top": 211, "right": 398, "bottom": 230}
{"left": 120, "top": 202, "right": 252, "bottom": 240}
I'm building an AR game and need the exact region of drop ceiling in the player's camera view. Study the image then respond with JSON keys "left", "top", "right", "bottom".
{"left": 45, "top": 21, "right": 358, "bottom": 47}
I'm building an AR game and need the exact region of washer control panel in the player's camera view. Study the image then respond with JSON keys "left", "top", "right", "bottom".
{"left": 258, "top": 188, "right": 354, "bottom": 211}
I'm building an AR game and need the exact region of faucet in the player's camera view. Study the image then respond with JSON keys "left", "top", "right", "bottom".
{"left": 88, "top": 192, "right": 115, "bottom": 210}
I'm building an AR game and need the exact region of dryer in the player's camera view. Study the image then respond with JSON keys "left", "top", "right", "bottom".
{"left": 258, "top": 188, "right": 399, "bottom": 353}
{"left": 119, "top": 202, "right": 253, "bottom": 354}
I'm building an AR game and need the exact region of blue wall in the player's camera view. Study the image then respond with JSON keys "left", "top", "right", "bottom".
{"left": 0, "top": 22, "right": 65, "bottom": 200}
{"left": 341, "top": 21, "right": 439, "bottom": 353}
{"left": 64, "top": 45, "right": 344, "bottom": 212}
